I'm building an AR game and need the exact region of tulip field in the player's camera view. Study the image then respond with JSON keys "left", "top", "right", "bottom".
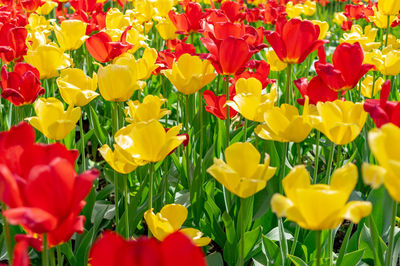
{"left": 2, "top": 0, "right": 400, "bottom": 265}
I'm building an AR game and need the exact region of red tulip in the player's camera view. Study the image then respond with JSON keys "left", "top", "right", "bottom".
{"left": 364, "top": 80, "right": 400, "bottom": 128}
{"left": 1, "top": 63, "right": 44, "bottom": 106}
{"left": 315, "top": 42, "right": 374, "bottom": 92}
{"left": 168, "top": 2, "right": 207, "bottom": 35}
{"left": 264, "top": 16, "right": 327, "bottom": 64}
{"left": 85, "top": 31, "right": 133, "bottom": 63}
{"left": 89, "top": 231, "right": 206, "bottom": 266}
{"left": 19, "top": 0, "right": 44, "bottom": 12}
{"left": 203, "top": 85, "right": 237, "bottom": 120}
{"left": 294, "top": 76, "right": 340, "bottom": 105}
{"left": 0, "top": 23, "right": 28, "bottom": 63}
{"left": 220, "top": 1, "right": 245, "bottom": 23}
{"left": 0, "top": 123, "right": 99, "bottom": 246}
{"left": 341, "top": 20, "right": 353, "bottom": 31}
{"left": 344, "top": 3, "right": 374, "bottom": 21}
{"left": 260, "top": 1, "right": 286, "bottom": 25}
{"left": 69, "top": 0, "right": 98, "bottom": 13}
{"left": 155, "top": 40, "right": 196, "bottom": 74}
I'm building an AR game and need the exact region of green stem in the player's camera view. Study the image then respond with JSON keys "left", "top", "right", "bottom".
{"left": 224, "top": 75, "right": 230, "bottom": 148}
{"left": 42, "top": 234, "right": 49, "bottom": 266}
{"left": 56, "top": 245, "right": 63, "bottom": 266}
{"left": 371, "top": 71, "right": 377, "bottom": 99}
{"left": 285, "top": 64, "right": 292, "bottom": 105}
{"left": 49, "top": 247, "right": 56, "bottom": 266}
{"left": 316, "top": 231, "right": 322, "bottom": 266}
{"left": 385, "top": 15, "right": 390, "bottom": 47}
{"left": 148, "top": 163, "right": 154, "bottom": 236}
{"left": 313, "top": 131, "right": 321, "bottom": 184}
{"left": 369, "top": 216, "right": 383, "bottom": 265}
{"left": 243, "top": 119, "right": 247, "bottom": 142}
{"left": 278, "top": 218, "right": 288, "bottom": 265}
{"left": 386, "top": 200, "right": 397, "bottom": 266}
{"left": 1, "top": 203, "right": 12, "bottom": 263}
{"left": 123, "top": 175, "right": 129, "bottom": 238}
{"left": 185, "top": 94, "right": 190, "bottom": 185}
{"left": 290, "top": 225, "right": 300, "bottom": 255}
{"left": 79, "top": 115, "right": 86, "bottom": 171}
{"left": 279, "top": 142, "right": 288, "bottom": 194}
{"left": 112, "top": 102, "right": 120, "bottom": 225}
{"left": 336, "top": 223, "right": 354, "bottom": 266}
{"left": 326, "top": 141, "right": 336, "bottom": 183}
{"left": 239, "top": 198, "right": 245, "bottom": 266}
{"left": 327, "top": 230, "right": 333, "bottom": 266}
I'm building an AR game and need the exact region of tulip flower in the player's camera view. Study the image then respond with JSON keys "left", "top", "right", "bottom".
{"left": 207, "top": 142, "right": 276, "bottom": 198}
{"left": 168, "top": 2, "right": 206, "bottom": 34}
{"left": 378, "top": 0, "right": 400, "bottom": 16}
{"left": 156, "top": 18, "right": 178, "bottom": 40}
{"left": 0, "top": 122, "right": 99, "bottom": 246}
{"left": 144, "top": 204, "right": 211, "bottom": 246}
{"left": 203, "top": 88, "right": 237, "bottom": 120}
{"left": 20, "top": 0, "right": 44, "bottom": 12}
{"left": 162, "top": 54, "right": 216, "bottom": 95}
{"left": 369, "top": 47, "right": 400, "bottom": 76}
{"left": 89, "top": 231, "right": 206, "bottom": 266}
{"left": 114, "top": 120, "right": 186, "bottom": 163}
{"left": 315, "top": 43, "right": 374, "bottom": 92}
{"left": 363, "top": 124, "right": 400, "bottom": 201}
{"left": 361, "top": 75, "right": 384, "bottom": 98}
{"left": 0, "top": 63, "right": 44, "bottom": 106}
{"left": 311, "top": 20, "right": 329, "bottom": 40}
{"left": 340, "top": 25, "right": 380, "bottom": 52}
{"left": 97, "top": 63, "right": 140, "bottom": 102}
{"left": 265, "top": 48, "right": 287, "bottom": 71}
{"left": 368, "top": 6, "right": 398, "bottom": 29}
{"left": 125, "top": 95, "right": 170, "bottom": 124}
{"left": 271, "top": 164, "right": 372, "bottom": 230}
{"left": 99, "top": 144, "right": 139, "bottom": 174}
{"left": 85, "top": 31, "right": 133, "bottom": 63}
{"left": 36, "top": 0, "right": 57, "bottom": 15}
{"left": 363, "top": 80, "right": 400, "bottom": 128}
{"left": 54, "top": 20, "right": 87, "bottom": 51}
{"left": 24, "top": 43, "right": 72, "bottom": 79}
{"left": 308, "top": 100, "right": 368, "bottom": 145}
{"left": 114, "top": 48, "right": 158, "bottom": 81}
{"left": 26, "top": 97, "right": 81, "bottom": 140}
{"left": 0, "top": 23, "right": 28, "bottom": 63}
{"left": 286, "top": 2, "right": 304, "bottom": 18}
{"left": 264, "top": 17, "right": 327, "bottom": 64}
{"left": 57, "top": 68, "right": 98, "bottom": 106}
{"left": 255, "top": 100, "right": 314, "bottom": 143}
{"left": 227, "top": 78, "right": 277, "bottom": 122}
{"left": 294, "top": 76, "right": 338, "bottom": 105}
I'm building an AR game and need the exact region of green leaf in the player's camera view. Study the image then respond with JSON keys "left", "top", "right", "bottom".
{"left": 341, "top": 249, "right": 364, "bottom": 265}
{"left": 288, "top": 254, "right": 308, "bottom": 266}
{"left": 241, "top": 226, "right": 262, "bottom": 261}
{"left": 206, "top": 252, "right": 224, "bottom": 266}
{"left": 89, "top": 104, "right": 108, "bottom": 145}
{"left": 262, "top": 235, "right": 282, "bottom": 265}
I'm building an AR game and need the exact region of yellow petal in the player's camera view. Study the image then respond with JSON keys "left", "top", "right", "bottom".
{"left": 160, "top": 204, "right": 188, "bottom": 231}
{"left": 361, "top": 163, "right": 386, "bottom": 189}
{"left": 341, "top": 201, "right": 372, "bottom": 223}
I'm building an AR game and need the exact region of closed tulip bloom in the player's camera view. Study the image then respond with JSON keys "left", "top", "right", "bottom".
{"left": 125, "top": 95, "right": 170, "bottom": 124}
{"left": 0, "top": 23, "right": 28, "bottom": 63}
{"left": 98, "top": 63, "right": 139, "bottom": 102}
{"left": 309, "top": 100, "right": 367, "bottom": 145}
{"left": 54, "top": 20, "right": 87, "bottom": 51}
{"left": 255, "top": 101, "right": 314, "bottom": 143}
{"left": 365, "top": 123, "right": 400, "bottom": 201}
{"left": 271, "top": 164, "right": 372, "bottom": 230}
{"left": 227, "top": 78, "right": 277, "bottom": 122}
{"left": 361, "top": 75, "right": 384, "bottom": 98}
{"left": 144, "top": 204, "right": 211, "bottom": 246}
{"left": 0, "top": 63, "right": 44, "bottom": 106}
{"left": 36, "top": 0, "right": 57, "bottom": 15}
{"left": 370, "top": 47, "right": 400, "bottom": 76}
{"left": 207, "top": 142, "right": 276, "bottom": 198}
{"left": 98, "top": 144, "right": 139, "bottom": 174}
{"left": 57, "top": 68, "right": 98, "bottom": 106}
{"left": 24, "top": 43, "right": 72, "bottom": 79}
{"left": 26, "top": 98, "right": 81, "bottom": 140}
{"left": 162, "top": 54, "right": 216, "bottom": 95}
{"left": 378, "top": 0, "right": 400, "bottom": 16}
{"left": 115, "top": 120, "right": 186, "bottom": 163}
{"left": 155, "top": 18, "right": 177, "bottom": 40}
{"left": 265, "top": 17, "right": 327, "bottom": 64}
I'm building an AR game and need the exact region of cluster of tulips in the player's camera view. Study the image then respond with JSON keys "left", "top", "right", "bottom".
{"left": 1, "top": 0, "right": 400, "bottom": 265}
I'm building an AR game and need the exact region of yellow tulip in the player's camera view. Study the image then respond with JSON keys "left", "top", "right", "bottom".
{"left": 36, "top": 0, "right": 58, "bottom": 15}
{"left": 370, "top": 47, "right": 400, "bottom": 76}
{"left": 362, "top": 163, "right": 386, "bottom": 190}
{"left": 155, "top": 18, "right": 178, "bottom": 40}
{"left": 361, "top": 75, "right": 384, "bottom": 98}
{"left": 153, "top": 0, "right": 177, "bottom": 17}
{"left": 340, "top": 25, "right": 380, "bottom": 52}
{"left": 114, "top": 120, "right": 186, "bottom": 163}
{"left": 144, "top": 204, "right": 211, "bottom": 246}
{"left": 114, "top": 48, "right": 158, "bottom": 80}
{"left": 124, "top": 27, "right": 149, "bottom": 54}
{"left": 369, "top": 6, "right": 397, "bottom": 29}
{"left": 255, "top": 100, "right": 314, "bottom": 143}
{"left": 227, "top": 78, "right": 276, "bottom": 122}
{"left": 26, "top": 98, "right": 80, "bottom": 140}
{"left": 98, "top": 63, "right": 140, "bottom": 102}
{"left": 106, "top": 8, "right": 131, "bottom": 30}
{"left": 311, "top": 20, "right": 329, "bottom": 40}
{"left": 308, "top": 100, "right": 367, "bottom": 145}
{"left": 303, "top": 0, "right": 316, "bottom": 16}
{"left": 56, "top": 68, "right": 98, "bottom": 106}
{"left": 333, "top": 12, "right": 348, "bottom": 26}
{"left": 271, "top": 164, "right": 372, "bottom": 230}
{"left": 98, "top": 144, "right": 139, "bottom": 174}
{"left": 366, "top": 123, "right": 400, "bottom": 201}
{"left": 125, "top": 95, "right": 170, "bottom": 124}
{"left": 265, "top": 48, "right": 287, "bottom": 71}
{"left": 132, "top": 0, "right": 156, "bottom": 22}
{"left": 24, "top": 43, "right": 72, "bottom": 79}
{"left": 286, "top": 2, "right": 303, "bottom": 18}
{"left": 207, "top": 142, "right": 276, "bottom": 198}
{"left": 378, "top": 0, "right": 400, "bottom": 16}
{"left": 384, "top": 34, "right": 400, "bottom": 49}
{"left": 162, "top": 54, "right": 216, "bottom": 95}
{"left": 26, "top": 13, "right": 53, "bottom": 33}
{"left": 54, "top": 20, "right": 87, "bottom": 51}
